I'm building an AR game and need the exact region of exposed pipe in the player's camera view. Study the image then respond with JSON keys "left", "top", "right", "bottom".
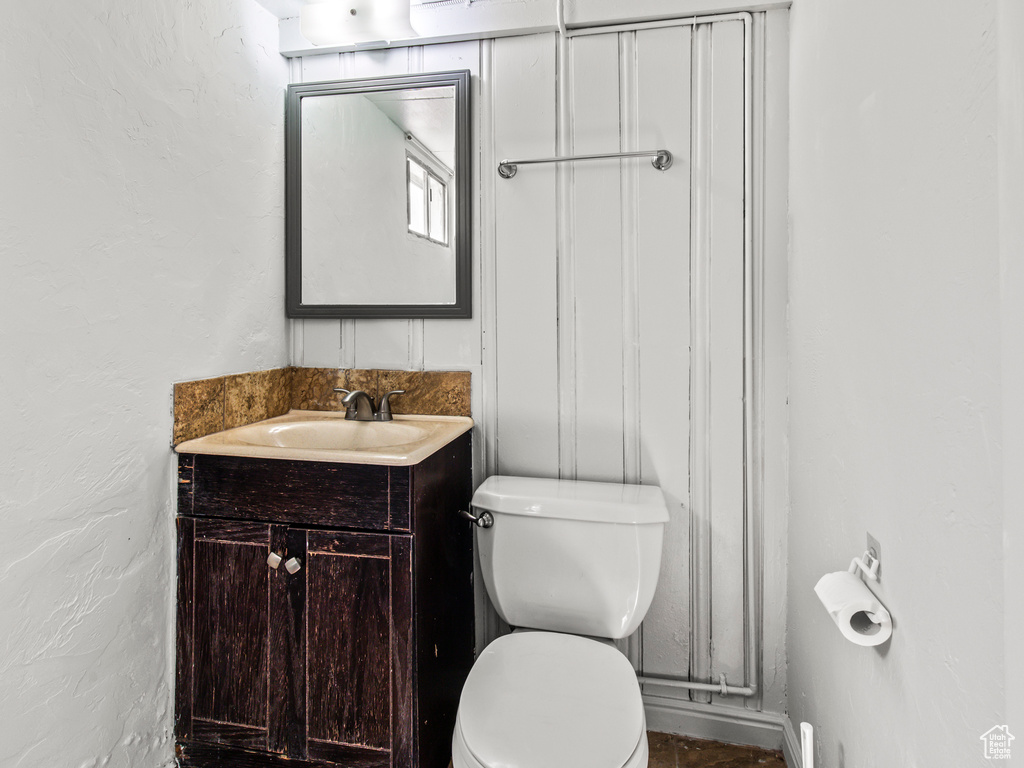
{"left": 637, "top": 672, "right": 755, "bottom": 698}
{"left": 569, "top": 11, "right": 760, "bottom": 699}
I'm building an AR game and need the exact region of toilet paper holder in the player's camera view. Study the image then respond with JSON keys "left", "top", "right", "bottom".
{"left": 848, "top": 548, "right": 880, "bottom": 582}
{"left": 816, "top": 548, "right": 892, "bottom": 646}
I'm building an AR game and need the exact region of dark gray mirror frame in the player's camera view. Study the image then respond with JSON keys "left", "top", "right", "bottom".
{"left": 285, "top": 70, "right": 471, "bottom": 318}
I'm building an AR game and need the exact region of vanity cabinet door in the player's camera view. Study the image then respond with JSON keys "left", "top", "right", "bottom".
{"left": 176, "top": 518, "right": 272, "bottom": 751}
{"left": 177, "top": 522, "right": 415, "bottom": 768}
{"left": 301, "top": 530, "right": 414, "bottom": 768}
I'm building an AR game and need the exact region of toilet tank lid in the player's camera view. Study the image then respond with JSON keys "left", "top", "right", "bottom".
{"left": 472, "top": 475, "right": 670, "bottom": 524}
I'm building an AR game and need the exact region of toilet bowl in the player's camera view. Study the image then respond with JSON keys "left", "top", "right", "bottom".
{"left": 453, "top": 476, "right": 669, "bottom": 768}
{"left": 453, "top": 632, "right": 649, "bottom": 768}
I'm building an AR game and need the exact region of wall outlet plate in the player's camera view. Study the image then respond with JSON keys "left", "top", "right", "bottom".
{"left": 866, "top": 532, "right": 881, "bottom": 578}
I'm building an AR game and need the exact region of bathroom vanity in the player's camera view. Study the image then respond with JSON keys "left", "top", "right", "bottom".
{"left": 173, "top": 413, "right": 473, "bottom": 768}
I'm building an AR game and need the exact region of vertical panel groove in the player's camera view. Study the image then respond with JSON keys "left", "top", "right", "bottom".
{"left": 618, "top": 31, "right": 643, "bottom": 670}
{"left": 745, "top": 12, "right": 767, "bottom": 711}
{"left": 479, "top": 38, "right": 499, "bottom": 478}
{"left": 492, "top": 33, "right": 559, "bottom": 479}
{"left": 557, "top": 32, "right": 577, "bottom": 479}
{"left": 341, "top": 320, "right": 355, "bottom": 369}
{"left": 569, "top": 32, "right": 624, "bottom": 483}
{"left": 706, "top": 19, "right": 747, "bottom": 704}
{"left": 620, "top": 31, "right": 641, "bottom": 488}
{"left": 477, "top": 37, "right": 506, "bottom": 648}
{"left": 634, "top": 23, "right": 693, "bottom": 685}
{"left": 337, "top": 44, "right": 354, "bottom": 369}
{"left": 689, "top": 22, "right": 714, "bottom": 704}
{"left": 409, "top": 47, "right": 426, "bottom": 371}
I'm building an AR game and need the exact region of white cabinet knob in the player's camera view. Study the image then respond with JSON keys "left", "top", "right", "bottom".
{"left": 267, "top": 552, "right": 283, "bottom": 569}
{"left": 284, "top": 557, "right": 302, "bottom": 574}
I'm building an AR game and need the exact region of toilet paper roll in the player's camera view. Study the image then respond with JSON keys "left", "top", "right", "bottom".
{"left": 814, "top": 571, "right": 892, "bottom": 647}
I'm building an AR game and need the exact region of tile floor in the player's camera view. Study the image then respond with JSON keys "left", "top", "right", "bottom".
{"left": 648, "top": 731, "right": 787, "bottom": 767}
{"left": 448, "top": 732, "right": 788, "bottom": 768}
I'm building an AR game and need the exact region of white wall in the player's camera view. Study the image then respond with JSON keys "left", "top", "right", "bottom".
{"left": 787, "top": 1, "right": 1005, "bottom": 764}
{"left": 0, "top": 1, "right": 288, "bottom": 765}
{"left": 998, "top": 0, "right": 1024, "bottom": 738}
{"left": 291, "top": 10, "right": 791, "bottom": 735}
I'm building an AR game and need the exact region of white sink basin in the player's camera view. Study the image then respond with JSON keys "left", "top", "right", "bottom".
{"left": 175, "top": 410, "right": 473, "bottom": 465}
{"left": 232, "top": 419, "right": 429, "bottom": 451}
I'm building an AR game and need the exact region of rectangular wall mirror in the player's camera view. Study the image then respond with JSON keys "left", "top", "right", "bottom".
{"left": 286, "top": 70, "right": 471, "bottom": 318}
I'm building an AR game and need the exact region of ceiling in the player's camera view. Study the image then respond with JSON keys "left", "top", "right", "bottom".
{"left": 254, "top": 0, "right": 303, "bottom": 19}
{"left": 254, "top": 0, "right": 441, "bottom": 20}
{"left": 364, "top": 88, "right": 456, "bottom": 160}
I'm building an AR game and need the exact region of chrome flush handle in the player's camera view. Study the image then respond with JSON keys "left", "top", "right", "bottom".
{"left": 459, "top": 508, "right": 493, "bottom": 529}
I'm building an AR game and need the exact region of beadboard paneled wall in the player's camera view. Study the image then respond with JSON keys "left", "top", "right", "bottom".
{"left": 288, "top": 12, "right": 789, "bottom": 723}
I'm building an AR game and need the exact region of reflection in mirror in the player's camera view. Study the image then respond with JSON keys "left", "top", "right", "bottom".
{"left": 286, "top": 71, "right": 470, "bottom": 318}
{"left": 301, "top": 87, "right": 456, "bottom": 305}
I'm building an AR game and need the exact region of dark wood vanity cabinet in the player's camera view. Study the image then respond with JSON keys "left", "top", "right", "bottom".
{"left": 174, "top": 433, "right": 473, "bottom": 768}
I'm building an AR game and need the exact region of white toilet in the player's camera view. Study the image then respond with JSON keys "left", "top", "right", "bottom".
{"left": 452, "top": 475, "right": 670, "bottom": 768}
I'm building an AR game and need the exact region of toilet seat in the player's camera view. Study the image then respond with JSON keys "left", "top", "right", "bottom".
{"left": 454, "top": 632, "right": 646, "bottom": 768}
{"left": 452, "top": 712, "right": 649, "bottom": 768}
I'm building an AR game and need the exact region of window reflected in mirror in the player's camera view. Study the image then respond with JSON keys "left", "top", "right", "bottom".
{"left": 407, "top": 156, "right": 449, "bottom": 246}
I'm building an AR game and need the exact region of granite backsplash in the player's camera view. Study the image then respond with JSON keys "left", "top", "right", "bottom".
{"left": 173, "top": 367, "right": 471, "bottom": 445}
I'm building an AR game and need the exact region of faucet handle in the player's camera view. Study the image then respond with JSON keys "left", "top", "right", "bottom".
{"left": 333, "top": 388, "right": 355, "bottom": 418}
{"left": 376, "top": 390, "right": 405, "bottom": 421}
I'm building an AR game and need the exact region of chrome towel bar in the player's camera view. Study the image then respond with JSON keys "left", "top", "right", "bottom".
{"left": 497, "top": 149, "right": 673, "bottom": 179}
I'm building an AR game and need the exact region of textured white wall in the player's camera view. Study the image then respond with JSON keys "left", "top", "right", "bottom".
{"left": 0, "top": 1, "right": 288, "bottom": 765}
{"left": 998, "top": 0, "right": 1024, "bottom": 736}
{"left": 788, "top": 1, "right": 1005, "bottom": 764}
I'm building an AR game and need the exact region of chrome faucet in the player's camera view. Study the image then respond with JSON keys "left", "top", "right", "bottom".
{"left": 333, "top": 388, "right": 406, "bottom": 421}
{"left": 335, "top": 389, "right": 375, "bottom": 420}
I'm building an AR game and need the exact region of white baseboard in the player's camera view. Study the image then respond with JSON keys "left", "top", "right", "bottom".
{"left": 781, "top": 716, "right": 803, "bottom": 768}
{"left": 643, "top": 693, "right": 802, "bottom": 768}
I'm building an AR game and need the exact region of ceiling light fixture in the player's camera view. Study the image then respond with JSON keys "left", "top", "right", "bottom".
{"left": 300, "top": 0, "right": 418, "bottom": 46}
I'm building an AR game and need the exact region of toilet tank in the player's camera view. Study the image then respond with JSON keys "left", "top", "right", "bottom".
{"left": 471, "top": 476, "right": 670, "bottom": 639}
